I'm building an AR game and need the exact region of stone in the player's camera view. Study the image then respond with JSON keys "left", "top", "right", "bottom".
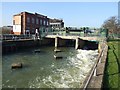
{"left": 11, "top": 63, "right": 22, "bottom": 69}
{"left": 54, "top": 55, "right": 63, "bottom": 59}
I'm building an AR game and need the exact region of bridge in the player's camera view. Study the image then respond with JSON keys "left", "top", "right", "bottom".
{"left": 2, "top": 33, "right": 102, "bottom": 51}
{"left": 45, "top": 35, "right": 99, "bottom": 49}
{"left": 1, "top": 34, "right": 100, "bottom": 50}
{"left": 45, "top": 35, "right": 99, "bottom": 41}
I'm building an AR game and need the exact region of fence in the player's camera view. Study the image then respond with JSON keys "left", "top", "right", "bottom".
{"left": 1, "top": 34, "right": 33, "bottom": 41}
{"left": 1, "top": 29, "right": 108, "bottom": 41}
{"left": 47, "top": 30, "right": 105, "bottom": 37}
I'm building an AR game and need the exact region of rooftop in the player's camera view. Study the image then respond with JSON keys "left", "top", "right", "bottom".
{"left": 13, "top": 11, "right": 48, "bottom": 18}
{"left": 49, "top": 18, "right": 63, "bottom": 23}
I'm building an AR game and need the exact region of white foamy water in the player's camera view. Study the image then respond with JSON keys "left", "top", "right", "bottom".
{"left": 29, "top": 49, "right": 98, "bottom": 88}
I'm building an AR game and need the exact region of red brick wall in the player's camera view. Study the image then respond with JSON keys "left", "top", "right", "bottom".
{"left": 13, "top": 12, "right": 49, "bottom": 35}
{"left": 23, "top": 12, "right": 49, "bottom": 34}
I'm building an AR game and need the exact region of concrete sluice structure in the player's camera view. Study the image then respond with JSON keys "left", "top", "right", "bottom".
{"left": 54, "top": 37, "right": 98, "bottom": 50}
{"left": 2, "top": 35, "right": 108, "bottom": 89}
{"left": 2, "top": 35, "right": 98, "bottom": 54}
{"left": 45, "top": 35, "right": 99, "bottom": 50}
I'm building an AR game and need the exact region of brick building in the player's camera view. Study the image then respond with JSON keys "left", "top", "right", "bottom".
{"left": 13, "top": 12, "right": 49, "bottom": 35}
{"left": 49, "top": 18, "right": 64, "bottom": 29}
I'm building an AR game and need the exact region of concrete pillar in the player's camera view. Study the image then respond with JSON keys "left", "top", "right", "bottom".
{"left": 93, "top": 68, "right": 97, "bottom": 76}
{"left": 75, "top": 38, "right": 79, "bottom": 49}
{"left": 55, "top": 37, "right": 59, "bottom": 48}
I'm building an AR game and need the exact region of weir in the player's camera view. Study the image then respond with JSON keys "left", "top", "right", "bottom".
{"left": 2, "top": 35, "right": 99, "bottom": 54}
{"left": 46, "top": 35, "right": 98, "bottom": 50}
{"left": 55, "top": 37, "right": 75, "bottom": 47}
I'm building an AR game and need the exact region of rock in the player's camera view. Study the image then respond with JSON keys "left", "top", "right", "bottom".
{"left": 34, "top": 49, "right": 41, "bottom": 53}
{"left": 11, "top": 63, "right": 22, "bottom": 69}
{"left": 54, "top": 55, "right": 63, "bottom": 59}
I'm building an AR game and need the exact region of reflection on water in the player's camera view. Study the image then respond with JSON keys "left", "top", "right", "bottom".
{"left": 2, "top": 46, "right": 98, "bottom": 88}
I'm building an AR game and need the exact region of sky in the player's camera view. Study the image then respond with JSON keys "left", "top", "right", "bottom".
{"left": 1, "top": 2, "right": 118, "bottom": 28}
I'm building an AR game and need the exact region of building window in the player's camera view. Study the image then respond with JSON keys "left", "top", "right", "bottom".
{"left": 40, "top": 19, "right": 42, "bottom": 25}
{"left": 27, "top": 17, "right": 30, "bottom": 23}
{"left": 31, "top": 28, "right": 35, "bottom": 34}
{"left": 13, "top": 20, "right": 15, "bottom": 25}
{"left": 32, "top": 18, "right": 35, "bottom": 24}
{"left": 44, "top": 20, "right": 46, "bottom": 25}
{"left": 31, "top": 31, "right": 34, "bottom": 34}
{"left": 47, "top": 21, "right": 49, "bottom": 26}
{"left": 32, "top": 28, "right": 35, "bottom": 31}
{"left": 26, "top": 27, "right": 30, "bottom": 30}
{"left": 36, "top": 18, "right": 39, "bottom": 24}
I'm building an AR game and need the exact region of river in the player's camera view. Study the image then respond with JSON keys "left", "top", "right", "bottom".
{"left": 2, "top": 46, "right": 98, "bottom": 88}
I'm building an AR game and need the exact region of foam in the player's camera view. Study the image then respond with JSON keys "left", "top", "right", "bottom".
{"left": 29, "top": 49, "right": 98, "bottom": 88}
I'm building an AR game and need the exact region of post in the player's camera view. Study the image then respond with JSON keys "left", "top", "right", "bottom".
{"left": 55, "top": 37, "right": 59, "bottom": 48}
{"left": 75, "top": 38, "right": 79, "bottom": 49}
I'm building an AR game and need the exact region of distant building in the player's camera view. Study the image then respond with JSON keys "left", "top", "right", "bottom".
{"left": 49, "top": 18, "right": 64, "bottom": 29}
{"left": 13, "top": 12, "right": 49, "bottom": 35}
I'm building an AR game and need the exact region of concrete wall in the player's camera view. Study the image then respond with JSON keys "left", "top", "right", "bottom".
{"left": 55, "top": 37, "right": 75, "bottom": 47}
{"left": 2, "top": 40, "right": 37, "bottom": 54}
{"left": 81, "top": 42, "right": 108, "bottom": 89}
{"left": 13, "top": 15, "right": 21, "bottom": 35}
{"left": 84, "top": 40, "right": 98, "bottom": 50}
{"left": 38, "top": 38, "right": 55, "bottom": 46}
{"left": 2, "top": 38, "right": 54, "bottom": 54}
{"left": 13, "top": 25, "right": 21, "bottom": 35}
{"left": 13, "top": 15, "right": 21, "bottom": 25}
{"left": 78, "top": 39, "right": 85, "bottom": 49}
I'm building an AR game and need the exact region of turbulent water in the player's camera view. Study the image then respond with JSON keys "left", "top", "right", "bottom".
{"left": 2, "top": 46, "right": 98, "bottom": 88}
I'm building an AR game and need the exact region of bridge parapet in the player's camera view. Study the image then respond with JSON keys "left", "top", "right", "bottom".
{"left": 45, "top": 35, "right": 99, "bottom": 41}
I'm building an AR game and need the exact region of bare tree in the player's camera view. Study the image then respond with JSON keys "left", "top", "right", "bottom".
{"left": 102, "top": 16, "right": 120, "bottom": 38}
{"left": 1, "top": 27, "right": 12, "bottom": 34}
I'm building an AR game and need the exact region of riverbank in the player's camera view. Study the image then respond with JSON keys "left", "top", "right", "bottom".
{"left": 103, "top": 39, "right": 120, "bottom": 89}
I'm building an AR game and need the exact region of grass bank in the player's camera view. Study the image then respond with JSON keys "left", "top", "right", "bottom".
{"left": 103, "top": 39, "right": 120, "bottom": 89}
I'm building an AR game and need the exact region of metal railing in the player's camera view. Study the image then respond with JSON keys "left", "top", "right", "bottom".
{"left": 1, "top": 30, "right": 107, "bottom": 41}
{"left": 1, "top": 34, "right": 33, "bottom": 41}
{"left": 47, "top": 31, "right": 104, "bottom": 37}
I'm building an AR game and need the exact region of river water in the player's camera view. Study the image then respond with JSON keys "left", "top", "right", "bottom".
{"left": 2, "top": 46, "right": 98, "bottom": 88}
